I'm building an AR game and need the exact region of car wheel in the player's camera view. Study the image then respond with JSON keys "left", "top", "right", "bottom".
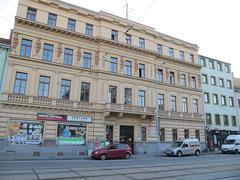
{"left": 195, "top": 150, "right": 200, "bottom": 156}
{"left": 235, "top": 149, "right": 238, "bottom": 154}
{"left": 177, "top": 151, "right": 183, "bottom": 157}
{"left": 100, "top": 154, "right": 107, "bottom": 160}
{"left": 124, "top": 153, "right": 131, "bottom": 159}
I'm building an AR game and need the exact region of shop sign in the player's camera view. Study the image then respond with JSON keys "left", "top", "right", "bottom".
{"left": 67, "top": 115, "right": 92, "bottom": 123}
{"left": 37, "top": 113, "right": 66, "bottom": 121}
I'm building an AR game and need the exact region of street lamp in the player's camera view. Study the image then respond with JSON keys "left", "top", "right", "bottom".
{"left": 155, "top": 61, "right": 166, "bottom": 154}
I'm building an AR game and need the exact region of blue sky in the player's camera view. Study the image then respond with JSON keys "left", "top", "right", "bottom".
{"left": 1, "top": 0, "right": 240, "bottom": 78}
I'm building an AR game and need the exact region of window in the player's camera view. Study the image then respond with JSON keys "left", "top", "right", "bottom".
{"left": 213, "top": 94, "right": 218, "bottom": 105}
{"left": 192, "top": 76, "right": 196, "bottom": 89}
{"left": 184, "top": 129, "right": 189, "bottom": 139}
{"left": 223, "top": 115, "right": 229, "bottom": 126}
{"left": 238, "top": 99, "right": 240, "bottom": 108}
{"left": 124, "top": 61, "right": 132, "bottom": 76}
{"left": 20, "top": 39, "right": 32, "bottom": 57}
{"left": 200, "top": 58, "right": 206, "bottom": 67}
{"left": 219, "top": 78, "right": 224, "bottom": 87}
{"left": 124, "top": 88, "right": 132, "bottom": 105}
{"left": 169, "top": 47, "right": 174, "bottom": 58}
{"left": 160, "top": 128, "right": 165, "bottom": 141}
{"left": 139, "top": 38, "right": 145, "bottom": 48}
{"left": 232, "top": 116, "right": 237, "bottom": 127}
{"left": 217, "top": 62, "right": 222, "bottom": 71}
{"left": 63, "top": 48, "right": 73, "bottom": 65}
{"left": 13, "top": 72, "right": 28, "bottom": 94}
{"left": 138, "top": 63, "right": 145, "bottom": 78}
{"left": 111, "top": 30, "right": 118, "bottom": 41}
{"left": 211, "top": 76, "right": 216, "bottom": 85}
{"left": 179, "top": 51, "right": 184, "bottom": 60}
{"left": 85, "top": 23, "right": 93, "bottom": 36}
{"left": 221, "top": 95, "right": 227, "bottom": 106}
{"left": 157, "top": 44, "right": 162, "bottom": 54}
{"left": 141, "top": 127, "right": 146, "bottom": 141}
{"left": 227, "top": 80, "right": 232, "bottom": 89}
{"left": 158, "top": 94, "right": 164, "bottom": 111}
{"left": 26, "top": 7, "right": 36, "bottom": 21}
{"left": 195, "top": 130, "right": 200, "bottom": 141}
{"left": 42, "top": 43, "right": 54, "bottom": 61}
{"left": 229, "top": 97, "right": 234, "bottom": 107}
{"left": 204, "top": 93, "right": 210, "bottom": 103}
{"left": 157, "top": 69, "right": 163, "bottom": 82}
{"left": 60, "top": 79, "right": 71, "bottom": 100}
{"left": 206, "top": 113, "right": 212, "bottom": 125}
{"left": 169, "top": 72, "right": 175, "bottom": 85}
{"left": 138, "top": 90, "right": 145, "bottom": 107}
{"left": 38, "top": 76, "right": 50, "bottom": 97}
{"left": 83, "top": 52, "right": 92, "bottom": 69}
{"left": 215, "top": 114, "right": 221, "bottom": 126}
{"left": 109, "top": 57, "right": 117, "bottom": 72}
{"left": 109, "top": 86, "right": 117, "bottom": 103}
{"left": 48, "top": 13, "right": 57, "bottom": 27}
{"left": 190, "top": 54, "right": 194, "bottom": 63}
{"left": 225, "top": 64, "right": 230, "bottom": 73}
{"left": 209, "top": 60, "right": 214, "bottom": 69}
{"left": 125, "top": 34, "right": 131, "bottom": 44}
{"left": 67, "top": 18, "right": 75, "bottom": 32}
{"left": 202, "top": 74, "right": 208, "bottom": 84}
{"left": 172, "top": 129, "right": 177, "bottom": 142}
{"left": 193, "top": 99, "right": 198, "bottom": 114}
{"left": 181, "top": 74, "right": 186, "bottom": 86}
{"left": 80, "top": 82, "right": 90, "bottom": 102}
{"left": 170, "top": 95, "right": 176, "bottom": 112}
{"left": 182, "top": 97, "right": 188, "bottom": 113}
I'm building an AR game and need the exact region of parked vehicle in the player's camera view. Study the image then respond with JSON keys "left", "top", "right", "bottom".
{"left": 165, "top": 138, "right": 201, "bottom": 157}
{"left": 221, "top": 135, "right": 240, "bottom": 154}
{"left": 91, "top": 143, "right": 132, "bottom": 160}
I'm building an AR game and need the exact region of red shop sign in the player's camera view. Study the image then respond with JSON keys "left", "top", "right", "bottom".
{"left": 37, "top": 113, "right": 66, "bottom": 121}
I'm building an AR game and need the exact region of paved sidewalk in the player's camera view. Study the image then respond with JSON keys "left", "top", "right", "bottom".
{"left": 0, "top": 150, "right": 222, "bottom": 161}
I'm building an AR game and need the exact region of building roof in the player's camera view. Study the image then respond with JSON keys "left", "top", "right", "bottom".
{"left": 0, "top": 38, "right": 11, "bottom": 46}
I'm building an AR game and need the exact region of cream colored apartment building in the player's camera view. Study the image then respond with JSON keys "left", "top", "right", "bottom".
{"left": 0, "top": 0, "right": 204, "bottom": 152}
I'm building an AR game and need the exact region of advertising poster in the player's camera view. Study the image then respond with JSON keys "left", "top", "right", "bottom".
{"left": 57, "top": 124, "right": 87, "bottom": 145}
{"left": 8, "top": 121, "right": 43, "bottom": 145}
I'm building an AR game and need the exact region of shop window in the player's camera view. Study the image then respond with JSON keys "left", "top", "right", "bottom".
{"left": 141, "top": 127, "right": 146, "bottom": 141}
{"left": 106, "top": 125, "right": 113, "bottom": 143}
{"left": 57, "top": 124, "right": 86, "bottom": 145}
{"left": 172, "top": 129, "right": 177, "bottom": 142}
{"left": 8, "top": 121, "right": 43, "bottom": 145}
{"left": 195, "top": 130, "right": 200, "bottom": 141}
{"left": 160, "top": 128, "right": 165, "bottom": 141}
{"left": 184, "top": 129, "right": 189, "bottom": 139}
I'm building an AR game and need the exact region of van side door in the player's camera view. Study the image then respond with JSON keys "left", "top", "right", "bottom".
{"left": 181, "top": 143, "right": 190, "bottom": 155}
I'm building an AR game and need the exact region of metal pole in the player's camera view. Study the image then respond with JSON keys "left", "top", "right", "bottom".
{"left": 155, "top": 65, "right": 160, "bottom": 154}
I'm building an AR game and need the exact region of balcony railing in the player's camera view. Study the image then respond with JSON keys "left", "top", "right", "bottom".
{"left": 2, "top": 93, "right": 93, "bottom": 111}
{"left": 105, "top": 103, "right": 155, "bottom": 115}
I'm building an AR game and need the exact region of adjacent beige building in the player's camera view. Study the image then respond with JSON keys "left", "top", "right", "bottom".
{"left": 0, "top": 0, "right": 204, "bottom": 153}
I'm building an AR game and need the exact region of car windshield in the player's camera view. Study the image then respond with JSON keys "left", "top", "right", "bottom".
{"left": 225, "top": 140, "right": 235, "bottom": 144}
{"left": 171, "top": 141, "right": 183, "bottom": 147}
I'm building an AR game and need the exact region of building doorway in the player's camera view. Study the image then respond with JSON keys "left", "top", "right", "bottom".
{"left": 120, "top": 125, "right": 134, "bottom": 153}
{"left": 106, "top": 125, "right": 113, "bottom": 144}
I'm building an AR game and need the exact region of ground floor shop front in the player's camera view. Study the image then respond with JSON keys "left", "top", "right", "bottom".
{"left": 0, "top": 106, "right": 205, "bottom": 154}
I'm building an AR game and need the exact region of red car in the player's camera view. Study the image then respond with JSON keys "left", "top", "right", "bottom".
{"left": 91, "top": 143, "right": 132, "bottom": 160}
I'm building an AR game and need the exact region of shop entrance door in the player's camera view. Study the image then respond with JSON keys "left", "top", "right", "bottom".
{"left": 120, "top": 125, "right": 134, "bottom": 153}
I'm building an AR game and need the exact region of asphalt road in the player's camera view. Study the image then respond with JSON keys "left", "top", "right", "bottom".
{"left": 0, "top": 153, "right": 240, "bottom": 179}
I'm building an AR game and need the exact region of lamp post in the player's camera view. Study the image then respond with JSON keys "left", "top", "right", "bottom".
{"left": 155, "top": 61, "right": 166, "bottom": 154}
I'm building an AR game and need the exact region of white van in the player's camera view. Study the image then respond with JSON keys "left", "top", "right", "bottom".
{"left": 221, "top": 135, "right": 240, "bottom": 154}
{"left": 165, "top": 138, "right": 201, "bottom": 157}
